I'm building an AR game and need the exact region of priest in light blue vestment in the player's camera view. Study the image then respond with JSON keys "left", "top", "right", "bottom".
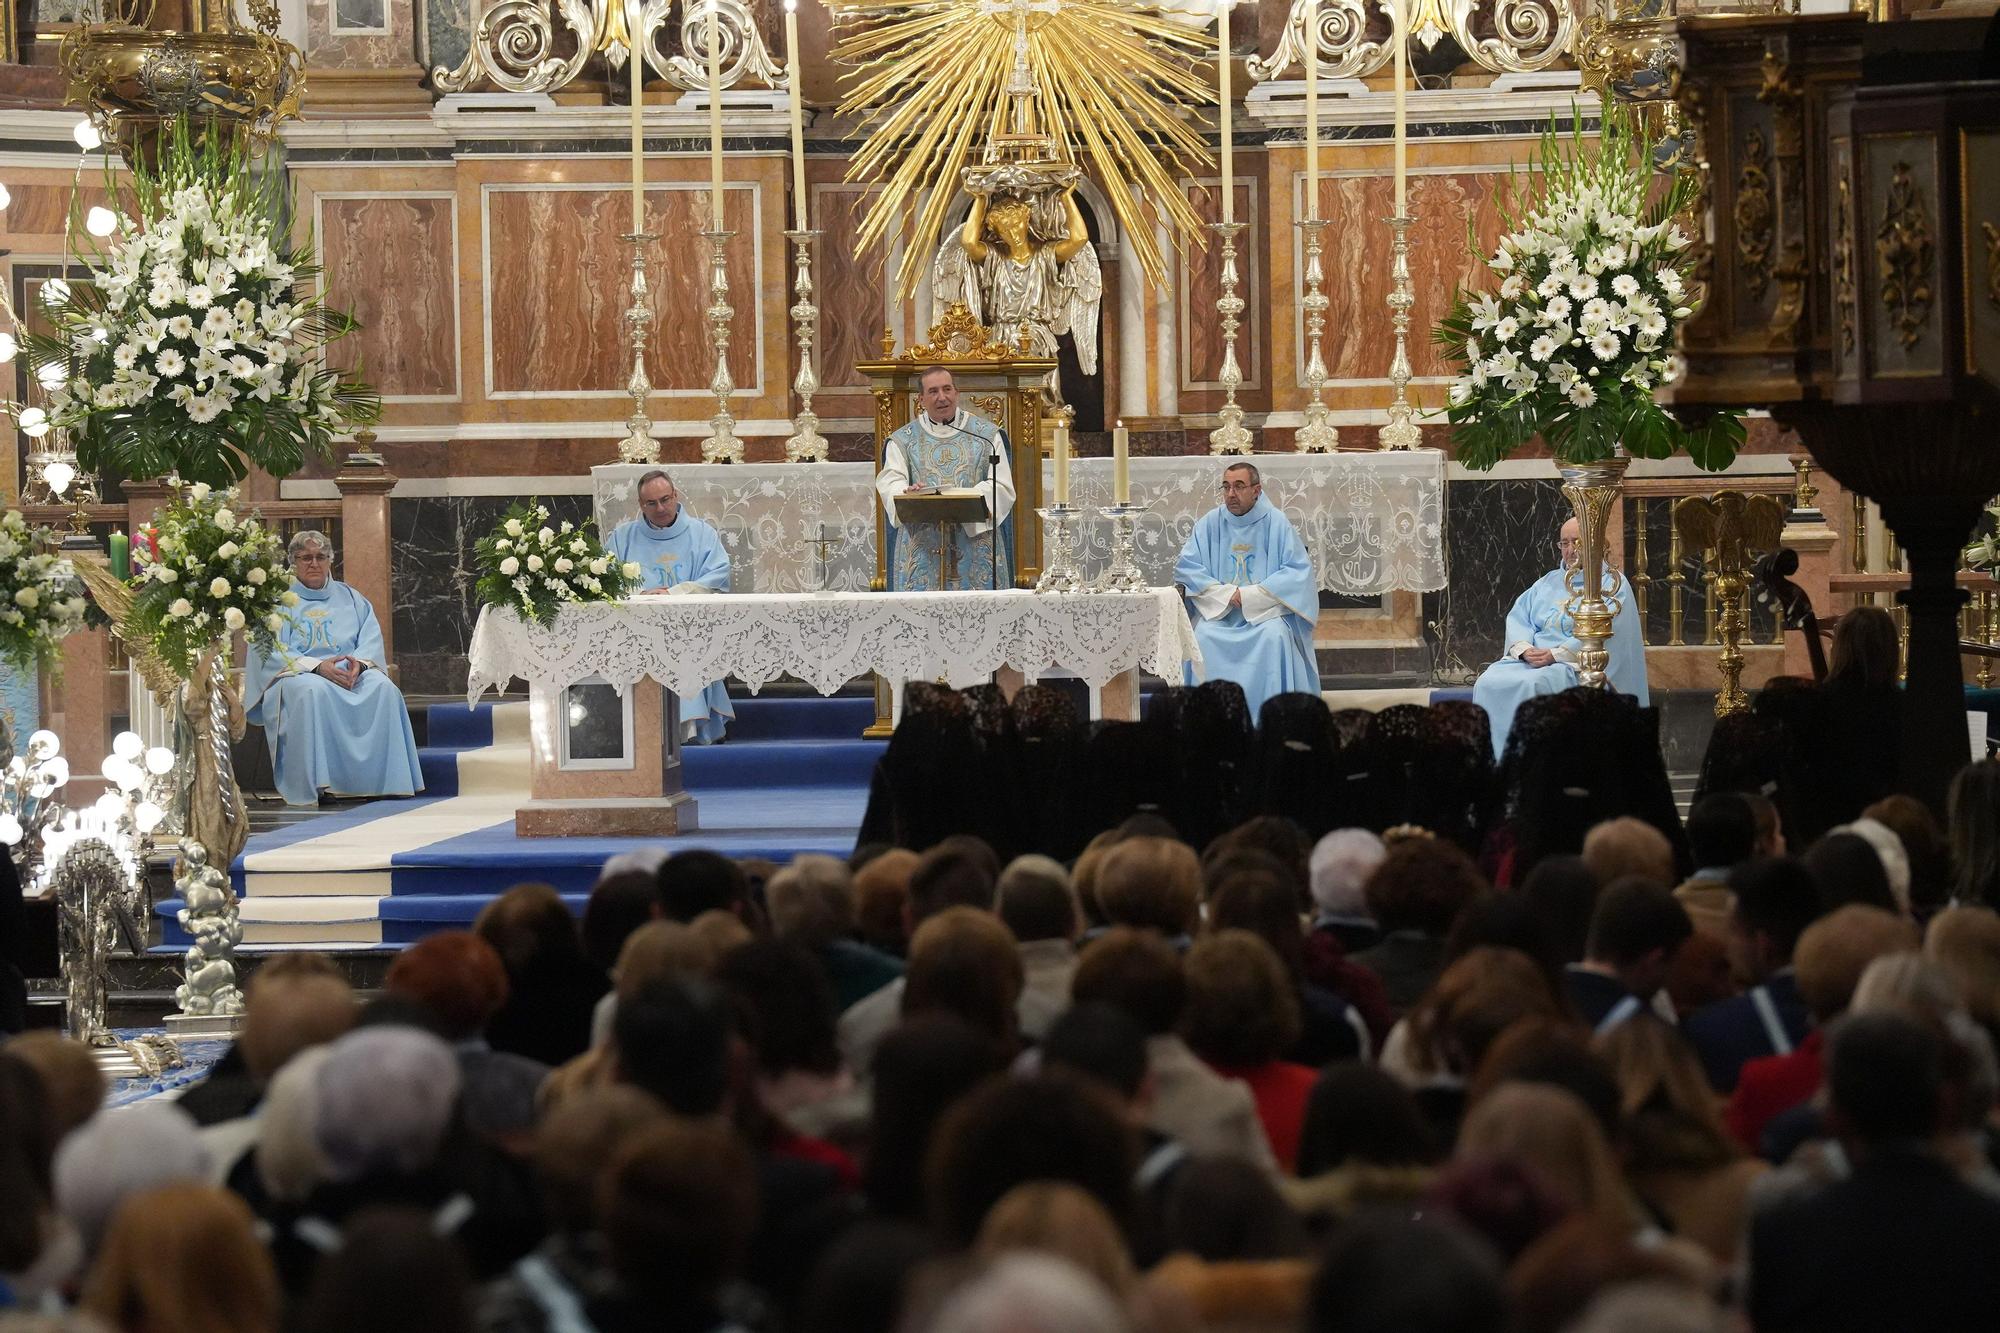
{"left": 242, "top": 530, "right": 424, "bottom": 807}
{"left": 605, "top": 468, "right": 735, "bottom": 743}
{"left": 1473, "top": 517, "right": 1650, "bottom": 757}
{"left": 875, "top": 367, "right": 1015, "bottom": 591}
{"left": 1173, "top": 462, "right": 1320, "bottom": 719}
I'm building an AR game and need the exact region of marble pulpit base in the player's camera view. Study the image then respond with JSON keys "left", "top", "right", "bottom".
{"left": 517, "top": 679, "right": 698, "bottom": 837}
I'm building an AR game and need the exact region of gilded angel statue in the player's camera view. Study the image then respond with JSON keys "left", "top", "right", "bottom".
{"left": 932, "top": 176, "right": 1103, "bottom": 396}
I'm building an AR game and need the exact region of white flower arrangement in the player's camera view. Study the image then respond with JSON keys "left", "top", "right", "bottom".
{"left": 0, "top": 511, "right": 90, "bottom": 672}
{"left": 127, "top": 480, "right": 294, "bottom": 678}
{"left": 474, "top": 501, "right": 638, "bottom": 627}
{"left": 1434, "top": 110, "right": 1742, "bottom": 470}
{"left": 0, "top": 120, "right": 378, "bottom": 487}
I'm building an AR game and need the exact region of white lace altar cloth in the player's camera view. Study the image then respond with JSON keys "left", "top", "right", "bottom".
{"left": 465, "top": 589, "right": 1202, "bottom": 705}
{"left": 591, "top": 449, "right": 1447, "bottom": 596}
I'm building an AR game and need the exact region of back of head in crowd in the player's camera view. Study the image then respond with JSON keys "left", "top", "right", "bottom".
{"left": 1581, "top": 817, "right": 1676, "bottom": 889}
{"left": 996, "top": 855, "right": 1080, "bottom": 943}
{"left": 1584, "top": 878, "right": 1693, "bottom": 994}
{"left": 1685, "top": 793, "right": 1757, "bottom": 873}
{"left": 657, "top": 849, "right": 750, "bottom": 923}
{"left": 1310, "top": 829, "right": 1386, "bottom": 923}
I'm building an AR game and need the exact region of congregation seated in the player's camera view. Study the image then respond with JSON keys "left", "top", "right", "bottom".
{"left": 242, "top": 529, "right": 423, "bottom": 807}
{"left": 14, "top": 708, "right": 2000, "bottom": 1333}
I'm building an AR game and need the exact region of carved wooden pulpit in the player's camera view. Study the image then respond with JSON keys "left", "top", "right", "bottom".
{"left": 855, "top": 303, "right": 1056, "bottom": 593}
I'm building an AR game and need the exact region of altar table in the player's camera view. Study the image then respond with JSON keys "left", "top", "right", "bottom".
{"left": 592, "top": 450, "right": 1448, "bottom": 596}
{"left": 467, "top": 589, "right": 1202, "bottom": 836}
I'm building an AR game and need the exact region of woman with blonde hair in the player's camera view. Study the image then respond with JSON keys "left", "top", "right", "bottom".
{"left": 81, "top": 1184, "right": 279, "bottom": 1333}
{"left": 1457, "top": 1082, "right": 1631, "bottom": 1224}
{"left": 976, "top": 1181, "right": 1137, "bottom": 1301}
{"left": 1594, "top": 1017, "right": 1764, "bottom": 1263}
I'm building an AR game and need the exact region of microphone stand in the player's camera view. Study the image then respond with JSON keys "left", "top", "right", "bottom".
{"left": 988, "top": 447, "right": 1002, "bottom": 592}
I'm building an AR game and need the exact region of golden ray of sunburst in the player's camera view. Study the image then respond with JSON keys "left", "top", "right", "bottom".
{"left": 832, "top": 0, "right": 1218, "bottom": 298}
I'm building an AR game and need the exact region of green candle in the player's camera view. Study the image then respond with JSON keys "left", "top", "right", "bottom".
{"left": 109, "top": 531, "right": 129, "bottom": 581}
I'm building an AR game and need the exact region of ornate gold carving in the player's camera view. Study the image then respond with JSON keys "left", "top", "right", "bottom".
{"left": 433, "top": 0, "right": 782, "bottom": 99}
{"left": 1681, "top": 82, "right": 1714, "bottom": 318}
{"left": 1877, "top": 161, "right": 1936, "bottom": 352}
{"left": 898, "top": 302, "right": 1024, "bottom": 365}
{"left": 1675, "top": 491, "right": 1787, "bottom": 717}
{"left": 1833, "top": 171, "right": 1857, "bottom": 357}
{"left": 1982, "top": 222, "right": 2000, "bottom": 309}
{"left": 1757, "top": 44, "right": 1807, "bottom": 347}
{"left": 1735, "top": 127, "right": 1775, "bottom": 303}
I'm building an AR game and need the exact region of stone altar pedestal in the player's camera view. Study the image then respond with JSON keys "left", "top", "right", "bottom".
{"left": 515, "top": 678, "right": 700, "bottom": 838}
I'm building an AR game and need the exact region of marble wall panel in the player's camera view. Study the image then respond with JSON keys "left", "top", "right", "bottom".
{"left": 422, "top": 0, "right": 470, "bottom": 74}
{"left": 308, "top": 0, "right": 418, "bottom": 67}
{"left": 1439, "top": 479, "right": 1573, "bottom": 672}
{"left": 815, "top": 184, "right": 888, "bottom": 390}
{"left": 1316, "top": 171, "right": 1504, "bottom": 384}
{"left": 391, "top": 494, "right": 592, "bottom": 694}
{"left": 1181, "top": 180, "right": 1260, "bottom": 391}
{"left": 319, "top": 194, "right": 458, "bottom": 398}
{"left": 485, "top": 185, "right": 758, "bottom": 396}
{"left": 0, "top": 182, "right": 120, "bottom": 241}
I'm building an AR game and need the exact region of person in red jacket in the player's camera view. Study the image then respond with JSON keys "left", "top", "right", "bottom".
{"left": 1726, "top": 904, "right": 1916, "bottom": 1156}
{"left": 1181, "top": 931, "right": 1318, "bottom": 1172}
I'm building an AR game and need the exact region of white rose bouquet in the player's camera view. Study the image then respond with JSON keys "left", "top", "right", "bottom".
{"left": 127, "top": 480, "right": 295, "bottom": 677}
{"left": 0, "top": 511, "right": 90, "bottom": 672}
{"left": 1434, "top": 109, "right": 1743, "bottom": 470}
{"left": 475, "top": 500, "right": 638, "bottom": 627}
{"left": 0, "top": 118, "right": 378, "bottom": 488}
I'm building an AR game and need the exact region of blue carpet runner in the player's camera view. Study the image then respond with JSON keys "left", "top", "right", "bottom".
{"left": 155, "top": 693, "right": 881, "bottom": 948}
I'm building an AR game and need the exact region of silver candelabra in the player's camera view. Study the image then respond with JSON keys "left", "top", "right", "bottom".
{"left": 1091, "top": 503, "right": 1150, "bottom": 593}
{"left": 1206, "top": 221, "right": 1253, "bottom": 455}
{"left": 783, "top": 228, "right": 830, "bottom": 462}
{"left": 1295, "top": 218, "right": 1337, "bottom": 452}
{"left": 617, "top": 231, "right": 660, "bottom": 464}
{"left": 702, "top": 227, "right": 744, "bottom": 464}
{"left": 1036, "top": 504, "right": 1087, "bottom": 593}
{"left": 1378, "top": 214, "right": 1422, "bottom": 450}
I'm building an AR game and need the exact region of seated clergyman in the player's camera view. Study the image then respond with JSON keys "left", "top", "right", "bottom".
{"left": 1472, "top": 517, "right": 1649, "bottom": 758}
{"left": 1173, "top": 461, "right": 1319, "bottom": 719}
{"left": 242, "top": 530, "right": 424, "bottom": 807}
{"left": 605, "top": 469, "right": 734, "bottom": 743}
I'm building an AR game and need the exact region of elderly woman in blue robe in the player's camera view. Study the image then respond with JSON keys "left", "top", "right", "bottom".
{"left": 1472, "top": 517, "right": 1650, "bottom": 757}
{"left": 1173, "top": 462, "right": 1321, "bottom": 720}
{"left": 242, "top": 530, "right": 424, "bottom": 806}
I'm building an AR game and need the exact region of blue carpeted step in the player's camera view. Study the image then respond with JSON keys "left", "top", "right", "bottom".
{"left": 417, "top": 747, "right": 463, "bottom": 798}
{"left": 682, "top": 738, "right": 883, "bottom": 787}
{"left": 424, "top": 702, "right": 497, "bottom": 749}
{"left": 726, "top": 695, "right": 877, "bottom": 740}
{"left": 379, "top": 893, "right": 589, "bottom": 943}
{"left": 1430, "top": 687, "right": 1476, "bottom": 704}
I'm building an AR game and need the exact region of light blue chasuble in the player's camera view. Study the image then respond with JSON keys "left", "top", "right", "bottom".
{"left": 605, "top": 511, "right": 735, "bottom": 743}
{"left": 877, "top": 412, "right": 1015, "bottom": 592}
{"left": 1471, "top": 564, "right": 1650, "bottom": 757}
{"left": 242, "top": 579, "right": 424, "bottom": 807}
{"left": 1173, "top": 495, "right": 1320, "bottom": 720}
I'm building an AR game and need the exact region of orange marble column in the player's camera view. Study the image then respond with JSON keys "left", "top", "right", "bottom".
{"left": 53, "top": 628, "right": 115, "bottom": 802}
{"left": 335, "top": 465, "right": 399, "bottom": 671}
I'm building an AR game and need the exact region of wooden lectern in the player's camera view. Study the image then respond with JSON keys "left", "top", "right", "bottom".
{"left": 857, "top": 304, "right": 1055, "bottom": 592}
{"left": 856, "top": 303, "right": 1056, "bottom": 737}
{"left": 894, "top": 491, "right": 995, "bottom": 590}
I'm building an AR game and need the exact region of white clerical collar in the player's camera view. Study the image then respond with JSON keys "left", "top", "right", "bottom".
{"left": 918, "top": 410, "right": 968, "bottom": 439}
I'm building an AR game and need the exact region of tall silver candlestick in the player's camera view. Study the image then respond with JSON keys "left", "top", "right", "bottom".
{"left": 1377, "top": 214, "right": 1422, "bottom": 450}
{"left": 783, "top": 228, "right": 830, "bottom": 462}
{"left": 1036, "top": 503, "right": 1086, "bottom": 593}
{"left": 1206, "top": 220, "right": 1253, "bottom": 455}
{"left": 617, "top": 231, "right": 660, "bottom": 464}
{"left": 1295, "top": 217, "right": 1337, "bottom": 452}
{"left": 702, "top": 227, "right": 744, "bottom": 464}
{"left": 1092, "top": 502, "right": 1150, "bottom": 593}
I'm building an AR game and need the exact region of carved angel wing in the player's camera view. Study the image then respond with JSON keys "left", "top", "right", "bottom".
{"left": 1057, "top": 242, "right": 1103, "bottom": 377}
{"left": 931, "top": 237, "right": 981, "bottom": 330}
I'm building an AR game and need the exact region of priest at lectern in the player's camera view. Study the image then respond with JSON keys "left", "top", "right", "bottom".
{"left": 876, "top": 366, "right": 1016, "bottom": 591}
